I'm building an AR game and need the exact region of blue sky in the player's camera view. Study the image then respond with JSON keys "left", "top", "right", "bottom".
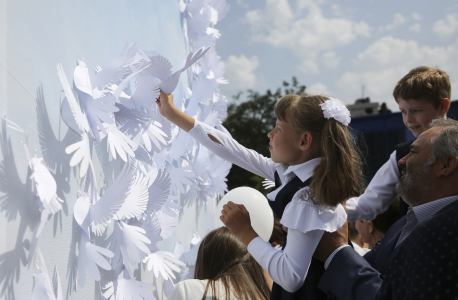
{"left": 216, "top": 0, "right": 458, "bottom": 111}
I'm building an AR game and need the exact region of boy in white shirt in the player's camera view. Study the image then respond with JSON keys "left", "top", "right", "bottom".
{"left": 347, "top": 66, "right": 451, "bottom": 221}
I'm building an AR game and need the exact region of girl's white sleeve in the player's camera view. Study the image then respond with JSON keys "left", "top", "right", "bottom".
{"left": 346, "top": 150, "right": 400, "bottom": 222}
{"left": 187, "top": 119, "right": 277, "bottom": 182}
{"left": 247, "top": 198, "right": 347, "bottom": 293}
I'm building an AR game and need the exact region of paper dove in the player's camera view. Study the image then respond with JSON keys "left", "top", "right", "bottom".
{"left": 101, "top": 267, "right": 157, "bottom": 300}
{"left": 181, "top": 0, "right": 212, "bottom": 40}
{"left": 74, "top": 162, "right": 135, "bottom": 236}
{"left": 31, "top": 248, "right": 63, "bottom": 300}
{"left": 138, "top": 213, "right": 163, "bottom": 252}
{"left": 65, "top": 132, "right": 96, "bottom": 179}
{"left": 143, "top": 251, "right": 185, "bottom": 280}
{"left": 262, "top": 178, "right": 276, "bottom": 190}
{"left": 157, "top": 210, "right": 179, "bottom": 240}
{"left": 104, "top": 122, "right": 136, "bottom": 162}
{"left": 90, "top": 42, "right": 138, "bottom": 90}
{"left": 103, "top": 220, "right": 151, "bottom": 270}
{"left": 4, "top": 119, "right": 64, "bottom": 267}
{"left": 208, "top": 0, "right": 230, "bottom": 26}
{"left": 159, "top": 47, "right": 211, "bottom": 94}
{"left": 73, "top": 163, "right": 135, "bottom": 287}
{"left": 166, "top": 164, "right": 196, "bottom": 195}
{"left": 116, "top": 105, "right": 171, "bottom": 154}
{"left": 114, "top": 169, "right": 149, "bottom": 220}
{"left": 72, "top": 59, "right": 120, "bottom": 141}
{"left": 146, "top": 169, "right": 171, "bottom": 214}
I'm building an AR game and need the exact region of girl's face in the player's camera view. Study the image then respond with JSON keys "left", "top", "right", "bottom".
{"left": 267, "top": 119, "right": 304, "bottom": 165}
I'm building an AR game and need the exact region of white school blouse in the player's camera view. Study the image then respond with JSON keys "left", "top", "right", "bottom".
{"left": 168, "top": 279, "right": 230, "bottom": 300}
{"left": 187, "top": 120, "right": 346, "bottom": 293}
{"left": 346, "top": 151, "right": 400, "bottom": 222}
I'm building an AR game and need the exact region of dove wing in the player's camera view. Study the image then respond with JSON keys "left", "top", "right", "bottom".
{"left": 115, "top": 170, "right": 149, "bottom": 219}
{"left": 90, "top": 42, "right": 137, "bottom": 89}
{"left": 57, "top": 63, "right": 89, "bottom": 134}
{"left": 89, "top": 162, "right": 134, "bottom": 227}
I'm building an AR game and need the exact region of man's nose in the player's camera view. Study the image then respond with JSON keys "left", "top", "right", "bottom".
{"left": 398, "top": 153, "right": 409, "bottom": 168}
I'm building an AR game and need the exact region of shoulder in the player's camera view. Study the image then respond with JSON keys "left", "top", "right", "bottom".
{"left": 281, "top": 189, "right": 347, "bottom": 233}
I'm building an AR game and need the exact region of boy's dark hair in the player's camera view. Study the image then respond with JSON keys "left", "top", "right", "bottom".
{"left": 393, "top": 66, "right": 451, "bottom": 108}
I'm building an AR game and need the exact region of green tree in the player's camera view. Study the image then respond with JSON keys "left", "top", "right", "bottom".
{"left": 222, "top": 77, "right": 307, "bottom": 194}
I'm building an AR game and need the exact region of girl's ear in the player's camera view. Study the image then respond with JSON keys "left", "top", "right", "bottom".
{"left": 299, "top": 132, "right": 314, "bottom": 151}
{"left": 368, "top": 221, "right": 374, "bottom": 234}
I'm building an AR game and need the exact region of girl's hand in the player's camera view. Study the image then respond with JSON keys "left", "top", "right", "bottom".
{"left": 156, "top": 90, "right": 176, "bottom": 120}
{"left": 155, "top": 90, "right": 195, "bottom": 132}
{"left": 220, "top": 201, "right": 259, "bottom": 246}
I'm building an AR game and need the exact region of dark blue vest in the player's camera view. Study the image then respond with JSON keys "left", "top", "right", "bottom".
{"left": 269, "top": 171, "right": 327, "bottom": 300}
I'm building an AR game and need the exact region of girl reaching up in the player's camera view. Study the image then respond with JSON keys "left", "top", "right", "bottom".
{"left": 157, "top": 92, "right": 364, "bottom": 299}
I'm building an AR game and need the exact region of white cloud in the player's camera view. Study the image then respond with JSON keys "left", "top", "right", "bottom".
{"left": 308, "top": 82, "right": 331, "bottom": 96}
{"left": 409, "top": 23, "right": 421, "bottom": 32}
{"left": 223, "top": 54, "right": 259, "bottom": 90}
{"left": 379, "top": 13, "right": 406, "bottom": 31}
{"left": 244, "top": 0, "right": 371, "bottom": 73}
{"left": 322, "top": 51, "right": 340, "bottom": 68}
{"left": 433, "top": 14, "right": 458, "bottom": 38}
{"left": 411, "top": 12, "right": 422, "bottom": 21}
{"left": 335, "top": 36, "right": 458, "bottom": 110}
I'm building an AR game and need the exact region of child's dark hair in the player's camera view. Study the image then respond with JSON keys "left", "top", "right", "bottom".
{"left": 275, "top": 94, "right": 364, "bottom": 207}
{"left": 393, "top": 66, "right": 451, "bottom": 108}
{"left": 194, "top": 227, "right": 270, "bottom": 300}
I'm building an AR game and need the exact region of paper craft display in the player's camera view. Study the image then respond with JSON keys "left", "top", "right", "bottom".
{"left": 143, "top": 251, "right": 185, "bottom": 281}
{"left": 21, "top": 0, "right": 232, "bottom": 297}
{"left": 31, "top": 248, "right": 63, "bottom": 300}
{"left": 102, "top": 267, "right": 156, "bottom": 300}
{"left": 4, "top": 119, "right": 64, "bottom": 267}
{"left": 215, "top": 187, "right": 274, "bottom": 242}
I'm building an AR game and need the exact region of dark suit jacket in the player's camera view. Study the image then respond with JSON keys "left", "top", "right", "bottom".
{"left": 318, "top": 199, "right": 458, "bottom": 300}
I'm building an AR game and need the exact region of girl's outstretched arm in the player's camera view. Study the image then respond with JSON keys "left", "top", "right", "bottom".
{"left": 156, "top": 91, "right": 278, "bottom": 182}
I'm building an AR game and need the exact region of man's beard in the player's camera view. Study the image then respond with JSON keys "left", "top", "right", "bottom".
{"left": 395, "top": 162, "right": 433, "bottom": 206}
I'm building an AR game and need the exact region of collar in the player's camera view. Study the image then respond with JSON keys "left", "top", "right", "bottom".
{"left": 412, "top": 195, "right": 458, "bottom": 223}
{"left": 282, "top": 158, "right": 322, "bottom": 183}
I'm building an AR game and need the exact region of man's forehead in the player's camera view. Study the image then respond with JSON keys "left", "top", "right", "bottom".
{"left": 414, "top": 126, "right": 444, "bottom": 147}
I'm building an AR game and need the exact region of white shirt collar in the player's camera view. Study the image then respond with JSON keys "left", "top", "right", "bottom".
{"left": 283, "top": 157, "right": 322, "bottom": 183}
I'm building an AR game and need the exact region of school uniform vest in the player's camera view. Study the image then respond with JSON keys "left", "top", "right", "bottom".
{"left": 269, "top": 171, "right": 328, "bottom": 300}
{"left": 395, "top": 140, "right": 414, "bottom": 218}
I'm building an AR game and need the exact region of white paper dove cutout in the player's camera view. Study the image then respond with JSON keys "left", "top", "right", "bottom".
{"left": 157, "top": 210, "right": 179, "bottom": 240}
{"left": 102, "top": 267, "right": 157, "bottom": 300}
{"left": 139, "top": 213, "right": 163, "bottom": 252}
{"left": 90, "top": 43, "right": 138, "bottom": 90}
{"left": 71, "top": 59, "right": 120, "bottom": 142}
{"left": 146, "top": 169, "right": 171, "bottom": 214}
{"left": 103, "top": 220, "right": 151, "bottom": 269}
{"left": 31, "top": 248, "right": 63, "bottom": 300}
{"left": 263, "top": 178, "right": 276, "bottom": 190}
{"left": 182, "top": 0, "right": 212, "bottom": 40}
{"left": 143, "top": 251, "right": 185, "bottom": 280}
{"left": 159, "top": 47, "right": 211, "bottom": 94}
{"left": 114, "top": 169, "right": 149, "bottom": 220}
{"left": 104, "top": 122, "right": 136, "bottom": 162}
{"left": 166, "top": 164, "right": 196, "bottom": 195}
{"left": 4, "top": 119, "right": 64, "bottom": 267}
{"left": 57, "top": 63, "right": 90, "bottom": 136}
{"left": 65, "top": 132, "right": 97, "bottom": 180}
{"left": 74, "top": 162, "right": 135, "bottom": 236}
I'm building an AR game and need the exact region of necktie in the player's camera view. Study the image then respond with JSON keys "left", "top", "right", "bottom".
{"left": 395, "top": 208, "right": 418, "bottom": 248}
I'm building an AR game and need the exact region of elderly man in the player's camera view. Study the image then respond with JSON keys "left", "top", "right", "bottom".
{"left": 315, "top": 118, "right": 458, "bottom": 300}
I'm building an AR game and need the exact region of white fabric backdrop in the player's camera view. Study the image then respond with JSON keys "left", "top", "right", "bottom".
{"left": 0, "top": 1, "right": 220, "bottom": 299}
